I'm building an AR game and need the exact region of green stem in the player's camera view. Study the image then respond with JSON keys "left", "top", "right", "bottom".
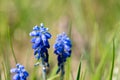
{"left": 42, "top": 65, "right": 46, "bottom": 80}
{"left": 60, "top": 75, "right": 64, "bottom": 80}
{"left": 7, "top": 27, "right": 17, "bottom": 64}
{"left": 60, "top": 64, "right": 64, "bottom": 80}
{"left": 60, "top": 72, "right": 64, "bottom": 80}
{"left": 41, "top": 58, "right": 47, "bottom": 80}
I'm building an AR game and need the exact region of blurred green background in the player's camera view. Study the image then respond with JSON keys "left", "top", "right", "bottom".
{"left": 0, "top": 0, "right": 120, "bottom": 80}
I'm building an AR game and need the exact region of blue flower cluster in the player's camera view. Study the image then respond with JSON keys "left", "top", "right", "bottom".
{"left": 54, "top": 32, "right": 72, "bottom": 74}
{"left": 29, "top": 23, "right": 51, "bottom": 65}
{"left": 10, "top": 63, "right": 29, "bottom": 80}
{"left": 10, "top": 23, "right": 72, "bottom": 80}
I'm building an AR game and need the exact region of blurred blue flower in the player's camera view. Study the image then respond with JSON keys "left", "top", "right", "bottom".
{"left": 53, "top": 32, "right": 72, "bottom": 74}
{"left": 29, "top": 23, "right": 51, "bottom": 65}
{"left": 10, "top": 63, "right": 29, "bottom": 80}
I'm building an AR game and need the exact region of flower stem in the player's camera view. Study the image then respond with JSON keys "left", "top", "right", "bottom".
{"left": 42, "top": 65, "right": 46, "bottom": 80}
{"left": 60, "top": 73, "right": 64, "bottom": 80}
{"left": 41, "top": 58, "right": 47, "bottom": 80}
{"left": 60, "top": 64, "right": 64, "bottom": 80}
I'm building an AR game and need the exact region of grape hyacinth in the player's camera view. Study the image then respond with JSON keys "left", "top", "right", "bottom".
{"left": 29, "top": 23, "right": 51, "bottom": 80}
{"left": 54, "top": 32, "right": 72, "bottom": 76}
{"left": 29, "top": 23, "right": 51, "bottom": 66}
{"left": 10, "top": 63, "right": 29, "bottom": 80}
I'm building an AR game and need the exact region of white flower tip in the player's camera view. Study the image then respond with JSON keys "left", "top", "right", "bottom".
{"left": 40, "top": 23, "right": 44, "bottom": 27}
{"left": 29, "top": 33, "right": 32, "bottom": 36}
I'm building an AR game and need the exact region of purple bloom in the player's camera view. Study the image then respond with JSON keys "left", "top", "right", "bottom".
{"left": 10, "top": 63, "right": 29, "bottom": 80}
{"left": 29, "top": 23, "right": 51, "bottom": 66}
{"left": 53, "top": 32, "right": 72, "bottom": 74}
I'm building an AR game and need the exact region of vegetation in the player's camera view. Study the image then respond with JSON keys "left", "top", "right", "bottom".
{"left": 0, "top": 0, "right": 120, "bottom": 80}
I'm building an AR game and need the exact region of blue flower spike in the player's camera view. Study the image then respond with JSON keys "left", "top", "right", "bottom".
{"left": 29, "top": 23, "right": 51, "bottom": 67}
{"left": 30, "top": 23, "right": 51, "bottom": 80}
{"left": 10, "top": 63, "right": 29, "bottom": 80}
{"left": 54, "top": 32, "right": 72, "bottom": 76}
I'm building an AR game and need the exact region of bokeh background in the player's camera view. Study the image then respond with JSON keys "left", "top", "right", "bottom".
{"left": 1, "top": 0, "right": 120, "bottom": 80}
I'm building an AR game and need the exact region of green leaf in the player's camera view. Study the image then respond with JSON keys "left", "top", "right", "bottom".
{"left": 2, "top": 62, "right": 7, "bottom": 80}
{"left": 76, "top": 61, "right": 81, "bottom": 80}
{"left": 65, "top": 58, "right": 71, "bottom": 80}
{"left": 109, "top": 39, "right": 115, "bottom": 80}
{"left": 7, "top": 26, "right": 17, "bottom": 64}
{"left": 47, "top": 74, "right": 60, "bottom": 80}
{"left": 49, "top": 64, "right": 58, "bottom": 77}
{"left": 82, "top": 70, "right": 87, "bottom": 80}
{"left": 80, "top": 69, "right": 87, "bottom": 80}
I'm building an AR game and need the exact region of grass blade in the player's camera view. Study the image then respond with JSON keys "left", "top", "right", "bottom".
{"left": 7, "top": 26, "right": 17, "bottom": 64}
{"left": 109, "top": 39, "right": 115, "bottom": 80}
{"left": 76, "top": 61, "right": 81, "bottom": 80}
{"left": 2, "top": 62, "right": 7, "bottom": 80}
{"left": 0, "top": 71, "right": 2, "bottom": 80}
{"left": 49, "top": 64, "right": 58, "bottom": 77}
{"left": 47, "top": 74, "right": 60, "bottom": 80}
{"left": 82, "top": 70, "right": 87, "bottom": 80}
{"left": 71, "top": 70, "right": 75, "bottom": 80}
{"left": 65, "top": 57, "right": 71, "bottom": 80}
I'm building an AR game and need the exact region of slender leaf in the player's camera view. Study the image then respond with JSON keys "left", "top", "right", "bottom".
{"left": 65, "top": 58, "right": 71, "bottom": 80}
{"left": 82, "top": 69, "right": 87, "bottom": 80}
{"left": 47, "top": 74, "right": 60, "bottom": 80}
{"left": 71, "top": 70, "right": 75, "bottom": 80}
{"left": 7, "top": 26, "right": 17, "bottom": 64}
{"left": 0, "top": 70, "right": 2, "bottom": 80}
{"left": 65, "top": 18, "right": 72, "bottom": 80}
{"left": 2, "top": 62, "right": 7, "bottom": 80}
{"left": 109, "top": 39, "right": 115, "bottom": 80}
{"left": 49, "top": 64, "right": 58, "bottom": 77}
{"left": 76, "top": 61, "right": 81, "bottom": 80}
